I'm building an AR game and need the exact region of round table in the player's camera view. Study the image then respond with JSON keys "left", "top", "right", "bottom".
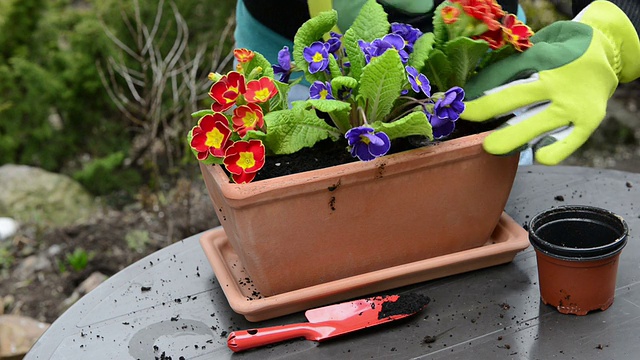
{"left": 26, "top": 166, "right": 640, "bottom": 359}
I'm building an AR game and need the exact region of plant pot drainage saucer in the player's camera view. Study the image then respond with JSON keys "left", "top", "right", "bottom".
{"left": 200, "top": 212, "right": 529, "bottom": 322}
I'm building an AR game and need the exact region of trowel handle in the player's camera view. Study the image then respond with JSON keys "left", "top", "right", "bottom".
{"left": 227, "top": 323, "right": 327, "bottom": 352}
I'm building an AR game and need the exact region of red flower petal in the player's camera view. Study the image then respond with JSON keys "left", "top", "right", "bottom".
{"left": 223, "top": 140, "right": 265, "bottom": 183}
{"left": 474, "top": 28, "right": 505, "bottom": 50}
{"left": 244, "top": 77, "right": 278, "bottom": 103}
{"left": 232, "top": 104, "right": 264, "bottom": 137}
{"left": 453, "top": 0, "right": 504, "bottom": 31}
{"left": 209, "top": 72, "right": 247, "bottom": 112}
{"left": 234, "top": 48, "right": 255, "bottom": 63}
{"left": 441, "top": 6, "right": 461, "bottom": 24}
{"left": 502, "top": 14, "right": 533, "bottom": 52}
{"left": 190, "top": 113, "right": 232, "bottom": 158}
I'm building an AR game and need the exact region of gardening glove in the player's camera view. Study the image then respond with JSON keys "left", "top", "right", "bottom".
{"left": 461, "top": 1, "right": 640, "bottom": 165}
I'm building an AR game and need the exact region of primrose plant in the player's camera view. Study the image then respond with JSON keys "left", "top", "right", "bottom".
{"left": 188, "top": 0, "right": 533, "bottom": 183}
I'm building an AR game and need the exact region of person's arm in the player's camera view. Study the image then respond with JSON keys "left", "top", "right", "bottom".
{"left": 574, "top": 0, "right": 640, "bottom": 32}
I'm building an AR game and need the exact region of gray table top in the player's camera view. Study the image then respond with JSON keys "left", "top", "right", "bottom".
{"left": 26, "top": 165, "right": 640, "bottom": 359}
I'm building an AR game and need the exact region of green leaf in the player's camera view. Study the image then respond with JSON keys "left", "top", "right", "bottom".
{"left": 432, "top": 2, "right": 450, "bottom": 46}
{"left": 371, "top": 111, "right": 433, "bottom": 140}
{"left": 191, "top": 109, "right": 214, "bottom": 118}
{"left": 477, "top": 45, "right": 517, "bottom": 71}
{"left": 444, "top": 37, "right": 489, "bottom": 88}
{"left": 330, "top": 76, "right": 358, "bottom": 91}
{"left": 271, "top": 80, "right": 291, "bottom": 111}
{"left": 408, "top": 32, "right": 435, "bottom": 71}
{"left": 292, "top": 10, "right": 338, "bottom": 83}
{"left": 306, "top": 99, "right": 352, "bottom": 133}
{"left": 342, "top": 0, "right": 389, "bottom": 80}
{"left": 422, "top": 49, "right": 452, "bottom": 93}
{"left": 359, "top": 50, "right": 404, "bottom": 123}
{"left": 262, "top": 108, "right": 342, "bottom": 154}
{"left": 306, "top": 99, "right": 352, "bottom": 113}
{"left": 328, "top": 55, "right": 343, "bottom": 79}
{"left": 244, "top": 51, "right": 275, "bottom": 80}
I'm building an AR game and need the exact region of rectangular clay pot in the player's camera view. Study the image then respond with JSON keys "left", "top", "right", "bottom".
{"left": 200, "top": 131, "right": 519, "bottom": 296}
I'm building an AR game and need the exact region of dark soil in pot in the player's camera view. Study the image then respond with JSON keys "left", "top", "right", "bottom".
{"left": 253, "top": 118, "right": 505, "bottom": 181}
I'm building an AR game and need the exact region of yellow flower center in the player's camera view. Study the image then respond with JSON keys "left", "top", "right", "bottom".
{"left": 254, "top": 88, "right": 271, "bottom": 102}
{"left": 320, "top": 89, "right": 329, "bottom": 99}
{"left": 237, "top": 151, "right": 256, "bottom": 169}
{"left": 359, "top": 135, "right": 371, "bottom": 145}
{"left": 312, "top": 52, "right": 324, "bottom": 63}
{"left": 243, "top": 112, "right": 259, "bottom": 127}
{"left": 205, "top": 128, "right": 226, "bottom": 149}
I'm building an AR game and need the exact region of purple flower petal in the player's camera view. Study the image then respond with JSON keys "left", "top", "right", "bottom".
{"left": 345, "top": 126, "right": 390, "bottom": 161}
{"left": 391, "top": 22, "right": 422, "bottom": 53}
{"left": 406, "top": 66, "right": 431, "bottom": 95}
{"left": 432, "top": 120, "right": 456, "bottom": 139}
{"left": 309, "top": 81, "right": 334, "bottom": 100}
{"left": 303, "top": 42, "right": 330, "bottom": 74}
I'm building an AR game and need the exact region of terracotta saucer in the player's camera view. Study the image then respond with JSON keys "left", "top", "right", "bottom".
{"left": 200, "top": 212, "right": 529, "bottom": 322}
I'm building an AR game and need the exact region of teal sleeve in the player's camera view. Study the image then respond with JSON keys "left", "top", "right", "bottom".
{"left": 234, "top": 0, "right": 294, "bottom": 66}
{"left": 378, "top": 0, "right": 435, "bottom": 14}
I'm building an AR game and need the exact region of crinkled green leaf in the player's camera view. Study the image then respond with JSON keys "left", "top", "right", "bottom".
{"left": 444, "top": 37, "right": 489, "bottom": 88}
{"left": 330, "top": 76, "right": 358, "bottom": 92}
{"left": 306, "top": 99, "right": 352, "bottom": 133}
{"left": 432, "top": 2, "right": 449, "bottom": 46}
{"left": 262, "top": 108, "right": 341, "bottom": 154}
{"left": 328, "top": 55, "right": 342, "bottom": 79}
{"left": 342, "top": 0, "right": 389, "bottom": 80}
{"left": 408, "top": 32, "right": 435, "bottom": 71}
{"left": 306, "top": 99, "right": 352, "bottom": 113}
{"left": 422, "top": 49, "right": 452, "bottom": 93}
{"left": 292, "top": 10, "right": 338, "bottom": 83}
{"left": 371, "top": 111, "right": 433, "bottom": 140}
{"left": 270, "top": 80, "right": 291, "bottom": 111}
{"left": 191, "top": 109, "right": 214, "bottom": 118}
{"left": 244, "top": 51, "right": 275, "bottom": 80}
{"left": 359, "top": 50, "right": 404, "bottom": 123}
{"left": 477, "top": 44, "right": 517, "bottom": 71}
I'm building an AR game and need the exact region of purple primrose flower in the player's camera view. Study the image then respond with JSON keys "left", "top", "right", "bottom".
{"left": 327, "top": 31, "right": 343, "bottom": 56}
{"left": 272, "top": 46, "right": 292, "bottom": 82}
{"left": 406, "top": 66, "right": 431, "bottom": 96}
{"left": 391, "top": 23, "right": 423, "bottom": 53}
{"left": 309, "top": 81, "right": 335, "bottom": 100}
{"left": 358, "top": 33, "right": 408, "bottom": 64}
{"left": 431, "top": 87, "right": 466, "bottom": 139}
{"left": 303, "top": 41, "right": 330, "bottom": 74}
{"left": 345, "top": 126, "right": 391, "bottom": 161}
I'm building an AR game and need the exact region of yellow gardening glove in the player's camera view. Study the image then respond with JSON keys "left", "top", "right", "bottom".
{"left": 462, "top": 1, "right": 640, "bottom": 165}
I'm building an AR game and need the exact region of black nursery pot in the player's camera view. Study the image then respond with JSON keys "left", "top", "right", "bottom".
{"left": 529, "top": 205, "right": 629, "bottom": 315}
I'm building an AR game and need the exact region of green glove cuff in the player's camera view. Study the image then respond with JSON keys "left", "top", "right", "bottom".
{"left": 577, "top": 0, "right": 640, "bottom": 83}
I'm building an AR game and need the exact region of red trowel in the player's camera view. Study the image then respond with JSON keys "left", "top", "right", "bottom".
{"left": 227, "top": 293, "right": 430, "bottom": 352}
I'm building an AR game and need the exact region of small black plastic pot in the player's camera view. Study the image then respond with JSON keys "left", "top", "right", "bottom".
{"left": 529, "top": 205, "right": 629, "bottom": 315}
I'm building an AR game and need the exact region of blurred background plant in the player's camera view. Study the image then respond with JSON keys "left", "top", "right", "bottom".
{"left": 0, "top": 0, "right": 235, "bottom": 203}
{"left": 61, "top": 248, "right": 94, "bottom": 273}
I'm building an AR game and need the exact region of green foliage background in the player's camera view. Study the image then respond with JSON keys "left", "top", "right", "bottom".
{"left": 0, "top": 0, "right": 235, "bottom": 197}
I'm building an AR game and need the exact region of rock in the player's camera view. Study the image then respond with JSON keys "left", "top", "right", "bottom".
{"left": 58, "top": 272, "right": 108, "bottom": 315}
{"left": 11, "top": 255, "right": 52, "bottom": 282}
{"left": 0, "top": 165, "right": 100, "bottom": 227}
{"left": 0, "top": 315, "right": 49, "bottom": 359}
{"left": 0, "top": 218, "right": 18, "bottom": 241}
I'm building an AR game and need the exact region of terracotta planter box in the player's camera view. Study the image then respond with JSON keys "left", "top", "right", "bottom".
{"left": 200, "top": 131, "right": 519, "bottom": 296}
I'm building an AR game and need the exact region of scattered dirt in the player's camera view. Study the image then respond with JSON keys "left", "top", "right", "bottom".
{"left": 0, "top": 178, "right": 218, "bottom": 323}
{"left": 1, "top": 80, "right": 639, "bottom": 326}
